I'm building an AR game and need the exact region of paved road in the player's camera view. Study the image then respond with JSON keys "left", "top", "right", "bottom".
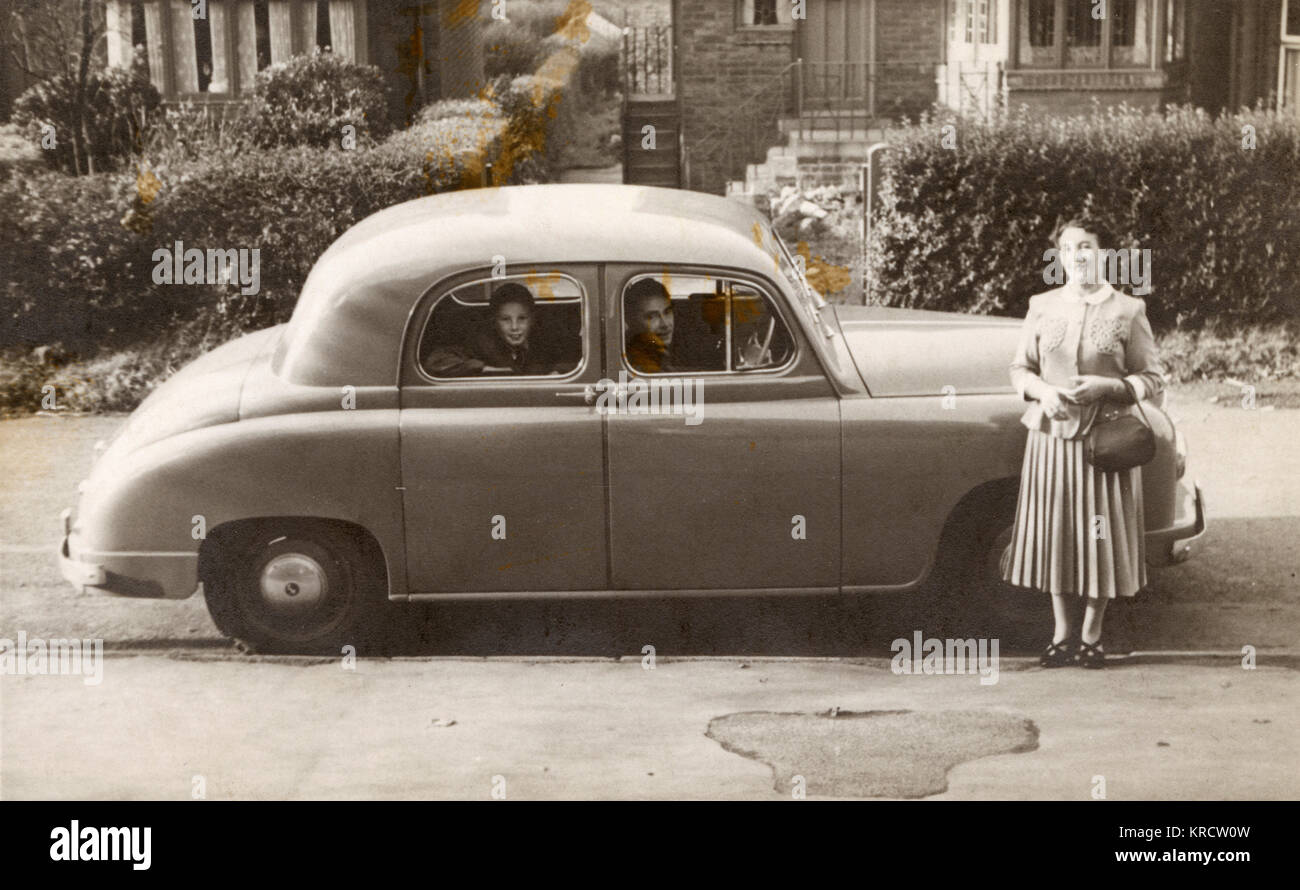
{"left": 1, "top": 388, "right": 1297, "bottom": 798}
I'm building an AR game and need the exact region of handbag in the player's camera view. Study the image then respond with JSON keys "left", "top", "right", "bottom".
{"left": 1085, "top": 378, "right": 1156, "bottom": 472}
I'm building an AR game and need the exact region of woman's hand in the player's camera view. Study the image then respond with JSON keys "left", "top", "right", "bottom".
{"left": 1061, "top": 375, "right": 1123, "bottom": 405}
{"left": 1037, "top": 386, "right": 1069, "bottom": 421}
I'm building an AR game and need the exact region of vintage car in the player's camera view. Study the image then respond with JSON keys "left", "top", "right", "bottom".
{"left": 59, "top": 184, "right": 1205, "bottom": 652}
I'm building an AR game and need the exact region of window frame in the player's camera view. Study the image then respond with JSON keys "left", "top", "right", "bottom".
{"left": 411, "top": 270, "right": 592, "bottom": 386}
{"left": 1280, "top": 0, "right": 1300, "bottom": 114}
{"left": 951, "top": 0, "right": 999, "bottom": 47}
{"left": 736, "top": 0, "right": 795, "bottom": 32}
{"left": 617, "top": 269, "right": 801, "bottom": 380}
{"left": 1016, "top": 0, "right": 1157, "bottom": 69}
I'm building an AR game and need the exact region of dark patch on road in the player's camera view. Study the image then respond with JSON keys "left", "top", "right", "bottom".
{"left": 707, "top": 709, "right": 1039, "bottom": 798}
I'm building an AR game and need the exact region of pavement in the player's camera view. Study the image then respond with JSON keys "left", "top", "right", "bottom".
{"left": 1, "top": 385, "right": 1297, "bottom": 799}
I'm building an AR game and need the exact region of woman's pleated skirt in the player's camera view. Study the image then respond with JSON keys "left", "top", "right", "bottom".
{"left": 1002, "top": 429, "right": 1147, "bottom": 598}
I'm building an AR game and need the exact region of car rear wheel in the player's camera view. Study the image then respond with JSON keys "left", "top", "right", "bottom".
{"left": 203, "top": 524, "right": 385, "bottom": 654}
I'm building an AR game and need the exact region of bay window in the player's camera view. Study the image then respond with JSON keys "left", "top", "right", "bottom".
{"left": 1018, "top": 0, "right": 1158, "bottom": 69}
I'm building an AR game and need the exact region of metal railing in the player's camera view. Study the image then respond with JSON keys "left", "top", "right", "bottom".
{"left": 794, "top": 59, "right": 941, "bottom": 139}
{"left": 621, "top": 25, "right": 673, "bottom": 97}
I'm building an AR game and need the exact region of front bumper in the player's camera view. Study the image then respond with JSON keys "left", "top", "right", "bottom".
{"left": 1145, "top": 479, "right": 1207, "bottom": 567}
{"left": 58, "top": 509, "right": 200, "bottom": 599}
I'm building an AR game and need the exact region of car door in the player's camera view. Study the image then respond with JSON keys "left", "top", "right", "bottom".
{"left": 399, "top": 265, "right": 607, "bottom": 594}
{"left": 602, "top": 264, "right": 842, "bottom": 591}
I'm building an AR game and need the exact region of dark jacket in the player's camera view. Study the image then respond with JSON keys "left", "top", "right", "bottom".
{"left": 624, "top": 329, "right": 724, "bottom": 374}
{"left": 425, "top": 329, "right": 555, "bottom": 377}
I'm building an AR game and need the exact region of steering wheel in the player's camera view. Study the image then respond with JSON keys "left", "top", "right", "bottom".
{"left": 736, "top": 317, "right": 777, "bottom": 370}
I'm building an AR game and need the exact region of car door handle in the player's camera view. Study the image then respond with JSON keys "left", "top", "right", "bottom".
{"left": 556, "top": 386, "right": 597, "bottom": 405}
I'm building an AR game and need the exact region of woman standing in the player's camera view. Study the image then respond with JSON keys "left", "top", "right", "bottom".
{"left": 1003, "top": 217, "right": 1166, "bottom": 669}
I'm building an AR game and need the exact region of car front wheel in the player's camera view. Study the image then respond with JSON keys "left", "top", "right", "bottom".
{"left": 933, "top": 489, "right": 1049, "bottom": 649}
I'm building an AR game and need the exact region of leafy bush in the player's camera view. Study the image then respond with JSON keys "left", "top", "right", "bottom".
{"left": 238, "top": 49, "right": 391, "bottom": 149}
{"left": 483, "top": 19, "right": 547, "bottom": 80}
{"left": 11, "top": 59, "right": 160, "bottom": 175}
{"left": 0, "top": 315, "right": 231, "bottom": 415}
{"left": 1158, "top": 321, "right": 1300, "bottom": 383}
{"left": 0, "top": 122, "right": 45, "bottom": 181}
{"left": 489, "top": 73, "right": 565, "bottom": 183}
{"left": 864, "top": 104, "right": 1300, "bottom": 330}
{"left": 0, "top": 97, "right": 511, "bottom": 351}
{"left": 140, "top": 101, "right": 246, "bottom": 168}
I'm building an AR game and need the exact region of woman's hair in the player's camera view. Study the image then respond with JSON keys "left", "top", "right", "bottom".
{"left": 1050, "top": 214, "right": 1118, "bottom": 251}
{"left": 489, "top": 282, "right": 535, "bottom": 314}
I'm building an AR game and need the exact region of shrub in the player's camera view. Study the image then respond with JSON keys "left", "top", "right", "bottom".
{"left": 1158, "top": 321, "right": 1300, "bottom": 383}
{"left": 0, "top": 99, "right": 510, "bottom": 351}
{"left": 0, "top": 122, "right": 45, "bottom": 181}
{"left": 238, "top": 49, "right": 391, "bottom": 149}
{"left": 483, "top": 19, "right": 547, "bottom": 80}
{"left": 489, "top": 73, "right": 564, "bottom": 183}
{"left": 864, "top": 104, "right": 1300, "bottom": 330}
{"left": 0, "top": 315, "right": 231, "bottom": 415}
{"left": 11, "top": 58, "right": 160, "bottom": 175}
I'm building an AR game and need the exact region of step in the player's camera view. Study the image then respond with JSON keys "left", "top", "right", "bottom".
{"left": 627, "top": 173, "right": 680, "bottom": 188}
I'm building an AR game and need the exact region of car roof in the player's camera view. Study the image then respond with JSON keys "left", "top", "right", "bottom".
{"left": 276, "top": 184, "right": 783, "bottom": 385}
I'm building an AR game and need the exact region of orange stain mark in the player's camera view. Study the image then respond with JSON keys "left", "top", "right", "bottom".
{"left": 442, "top": 0, "right": 481, "bottom": 29}
{"left": 795, "top": 240, "right": 852, "bottom": 297}
{"left": 554, "top": 0, "right": 594, "bottom": 44}
{"left": 524, "top": 268, "right": 565, "bottom": 301}
{"left": 135, "top": 166, "right": 162, "bottom": 205}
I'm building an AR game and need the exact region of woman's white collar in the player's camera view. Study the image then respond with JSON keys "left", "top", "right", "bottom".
{"left": 1062, "top": 283, "right": 1116, "bottom": 305}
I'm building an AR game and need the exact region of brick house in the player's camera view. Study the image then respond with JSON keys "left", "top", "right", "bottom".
{"left": 97, "top": 0, "right": 485, "bottom": 124}
{"left": 663, "top": 0, "right": 1300, "bottom": 195}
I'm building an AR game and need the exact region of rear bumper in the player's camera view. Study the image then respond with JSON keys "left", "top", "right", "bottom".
{"left": 1145, "top": 480, "right": 1207, "bottom": 567}
{"left": 58, "top": 509, "right": 199, "bottom": 599}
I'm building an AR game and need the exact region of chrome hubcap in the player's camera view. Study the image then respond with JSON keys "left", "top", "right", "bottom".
{"left": 259, "top": 553, "right": 326, "bottom": 609}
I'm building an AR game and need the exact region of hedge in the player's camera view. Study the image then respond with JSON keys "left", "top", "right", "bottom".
{"left": 864, "top": 104, "right": 1300, "bottom": 330}
{"left": 0, "top": 99, "right": 514, "bottom": 350}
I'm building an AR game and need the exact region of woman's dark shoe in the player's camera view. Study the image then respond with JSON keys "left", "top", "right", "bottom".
{"left": 1077, "top": 640, "right": 1106, "bottom": 669}
{"left": 1040, "top": 640, "right": 1075, "bottom": 668}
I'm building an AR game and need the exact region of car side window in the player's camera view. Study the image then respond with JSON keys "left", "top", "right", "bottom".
{"left": 419, "top": 274, "right": 584, "bottom": 380}
{"left": 621, "top": 273, "right": 795, "bottom": 375}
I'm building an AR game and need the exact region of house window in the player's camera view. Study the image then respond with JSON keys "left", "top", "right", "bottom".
{"left": 1065, "top": 0, "right": 1103, "bottom": 68}
{"left": 739, "top": 0, "right": 793, "bottom": 28}
{"left": 1020, "top": 0, "right": 1155, "bottom": 67}
{"left": 315, "top": 0, "right": 332, "bottom": 50}
{"left": 952, "top": 0, "right": 999, "bottom": 46}
{"left": 1163, "top": 0, "right": 1185, "bottom": 62}
{"left": 194, "top": 14, "right": 215, "bottom": 92}
{"left": 1281, "top": 0, "right": 1300, "bottom": 115}
{"left": 129, "top": 1, "right": 148, "bottom": 70}
{"left": 1019, "top": 0, "right": 1058, "bottom": 65}
{"left": 1111, "top": 0, "right": 1150, "bottom": 66}
{"left": 254, "top": 1, "right": 272, "bottom": 70}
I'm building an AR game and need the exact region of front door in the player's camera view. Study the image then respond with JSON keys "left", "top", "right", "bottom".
{"left": 602, "top": 265, "right": 841, "bottom": 592}
{"left": 399, "top": 265, "right": 607, "bottom": 594}
{"left": 798, "top": 0, "right": 873, "bottom": 111}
